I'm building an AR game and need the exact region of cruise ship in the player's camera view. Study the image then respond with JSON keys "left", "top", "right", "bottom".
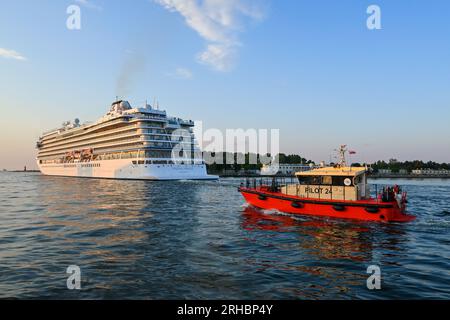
{"left": 36, "top": 100, "right": 218, "bottom": 180}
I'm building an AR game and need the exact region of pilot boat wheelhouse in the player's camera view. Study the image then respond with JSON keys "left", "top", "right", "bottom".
{"left": 239, "top": 148, "right": 415, "bottom": 222}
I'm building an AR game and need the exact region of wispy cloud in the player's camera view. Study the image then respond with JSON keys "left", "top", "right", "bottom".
{"left": 75, "top": 0, "right": 103, "bottom": 11}
{"left": 167, "top": 67, "right": 193, "bottom": 79}
{"left": 155, "top": 0, "right": 267, "bottom": 72}
{"left": 0, "top": 48, "right": 27, "bottom": 61}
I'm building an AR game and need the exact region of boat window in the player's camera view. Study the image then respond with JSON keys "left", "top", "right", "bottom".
{"left": 322, "top": 176, "right": 332, "bottom": 185}
{"left": 297, "top": 176, "right": 323, "bottom": 185}
{"left": 298, "top": 175, "right": 356, "bottom": 186}
{"left": 332, "top": 176, "right": 353, "bottom": 186}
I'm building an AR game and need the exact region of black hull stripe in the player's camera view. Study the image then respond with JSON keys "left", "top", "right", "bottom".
{"left": 239, "top": 188, "right": 394, "bottom": 209}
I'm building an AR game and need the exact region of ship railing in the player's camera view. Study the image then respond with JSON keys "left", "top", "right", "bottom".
{"left": 41, "top": 128, "right": 61, "bottom": 136}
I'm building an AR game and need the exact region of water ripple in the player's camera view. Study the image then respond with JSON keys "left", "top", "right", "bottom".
{"left": 0, "top": 172, "right": 449, "bottom": 299}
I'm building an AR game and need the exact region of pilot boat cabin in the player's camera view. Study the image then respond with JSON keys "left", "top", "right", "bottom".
{"left": 281, "top": 167, "right": 370, "bottom": 201}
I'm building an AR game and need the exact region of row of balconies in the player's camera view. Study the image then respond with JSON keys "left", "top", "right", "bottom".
{"left": 39, "top": 117, "right": 130, "bottom": 144}
{"left": 40, "top": 122, "right": 170, "bottom": 151}
{"left": 39, "top": 115, "right": 191, "bottom": 148}
{"left": 40, "top": 126, "right": 138, "bottom": 150}
{"left": 39, "top": 122, "right": 180, "bottom": 152}
{"left": 40, "top": 114, "right": 166, "bottom": 145}
{"left": 39, "top": 124, "right": 197, "bottom": 154}
{"left": 39, "top": 131, "right": 142, "bottom": 155}
{"left": 39, "top": 134, "right": 198, "bottom": 158}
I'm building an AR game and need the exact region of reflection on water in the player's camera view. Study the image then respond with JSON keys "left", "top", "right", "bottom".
{"left": 0, "top": 173, "right": 449, "bottom": 299}
{"left": 240, "top": 207, "right": 417, "bottom": 298}
{"left": 243, "top": 207, "right": 374, "bottom": 262}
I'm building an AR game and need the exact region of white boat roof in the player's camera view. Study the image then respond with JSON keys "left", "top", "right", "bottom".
{"left": 296, "top": 166, "right": 367, "bottom": 177}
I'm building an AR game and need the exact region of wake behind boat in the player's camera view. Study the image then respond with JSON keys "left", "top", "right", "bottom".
{"left": 36, "top": 100, "right": 218, "bottom": 180}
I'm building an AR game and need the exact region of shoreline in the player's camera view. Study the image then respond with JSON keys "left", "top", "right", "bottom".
{"left": 3, "top": 171, "right": 450, "bottom": 180}
{"left": 369, "top": 174, "right": 450, "bottom": 179}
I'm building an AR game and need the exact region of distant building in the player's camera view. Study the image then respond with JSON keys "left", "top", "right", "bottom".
{"left": 222, "top": 169, "right": 238, "bottom": 175}
{"left": 412, "top": 169, "right": 450, "bottom": 175}
{"left": 238, "top": 169, "right": 260, "bottom": 175}
{"left": 399, "top": 169, "right": 409, "bottom": 175}
{"left": 378, "top": 169, "right": 392, "bottom": 175}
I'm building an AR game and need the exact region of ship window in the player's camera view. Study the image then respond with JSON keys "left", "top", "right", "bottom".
{"left": 132, "top": 161, "right": 137, "bottom": 165}
{"left": 138, "top": 160, "right": 145, "bottom": 165}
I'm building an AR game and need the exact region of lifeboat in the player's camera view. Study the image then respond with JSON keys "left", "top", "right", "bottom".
{"left": 239, "top": 147, "right": 416, "bottom": 223}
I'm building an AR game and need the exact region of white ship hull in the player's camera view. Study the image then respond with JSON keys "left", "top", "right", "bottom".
{"left": 37, "top": 159, "right": 218, "bottom": 180}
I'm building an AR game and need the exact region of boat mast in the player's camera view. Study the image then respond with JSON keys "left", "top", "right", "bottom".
{"left": 337, "top": 145, "right": 347, "bottom": 167}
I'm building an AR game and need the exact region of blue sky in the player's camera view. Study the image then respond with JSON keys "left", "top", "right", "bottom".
{"left": 1, "top": 0, "right": 449, "bottom": 169}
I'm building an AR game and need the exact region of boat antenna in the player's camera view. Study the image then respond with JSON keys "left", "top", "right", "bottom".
{"left": 337, "top": 145, "right": 347, "bottom": 167}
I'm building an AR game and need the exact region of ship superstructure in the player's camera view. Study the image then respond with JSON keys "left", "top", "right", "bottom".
{"left": 36, "top": 100, "right": 218, "bottom": 180}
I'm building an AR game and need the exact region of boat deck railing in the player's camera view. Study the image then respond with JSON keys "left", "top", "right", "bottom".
{"left": 242, "top": 177, "right": 297, "bottom": 188}
{"left": 240, "top": 177, "right": 404, "bottom": 203}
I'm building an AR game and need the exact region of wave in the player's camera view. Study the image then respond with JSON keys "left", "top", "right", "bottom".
{"left": 437, "top": 210, "right": 450, "bottom": 216}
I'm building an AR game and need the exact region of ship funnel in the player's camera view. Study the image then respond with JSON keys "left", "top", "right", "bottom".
{"left": 110, "top": 100, "right": 131, "bottom": 113}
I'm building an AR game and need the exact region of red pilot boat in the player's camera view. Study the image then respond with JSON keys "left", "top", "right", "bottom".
{"left": 239, "top": 146, "right": 416, "bottom": 223}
